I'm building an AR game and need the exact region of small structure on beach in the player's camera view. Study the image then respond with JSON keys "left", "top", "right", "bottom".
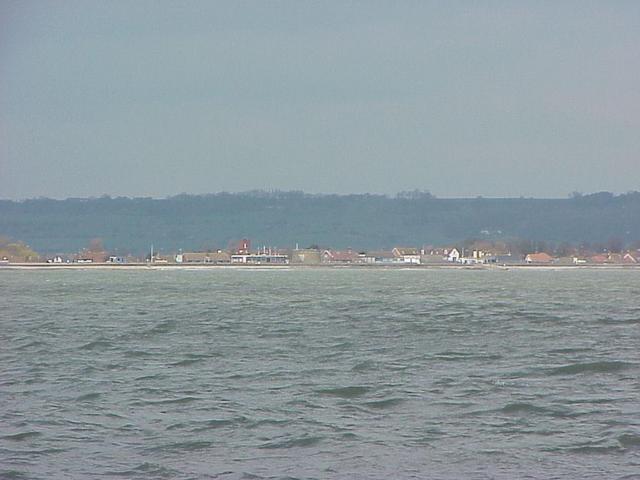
{"left": 231, "top": 253, "right": 289, "bottom": 264}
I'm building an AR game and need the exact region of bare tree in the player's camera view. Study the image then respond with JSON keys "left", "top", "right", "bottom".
{"left": 607, "top": 237, "right": 623, "bottom": 253}
{"left": 89, "top": 238, "right": 104, "bottom": 252}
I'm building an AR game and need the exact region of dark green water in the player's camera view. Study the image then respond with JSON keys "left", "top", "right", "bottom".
{"left": 1, "top": 268, "right": 639, "bottom": 479}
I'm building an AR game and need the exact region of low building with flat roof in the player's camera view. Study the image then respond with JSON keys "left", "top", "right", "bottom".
{"left": 231, "top": 253, "right": 289, "bottom": 264}
{"left": 178, "top": 251, "right": 231, "bottom": 264}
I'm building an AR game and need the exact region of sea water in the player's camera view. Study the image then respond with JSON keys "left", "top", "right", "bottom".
{"left": 1, "top": 268, "right": 639, "bottom": 479}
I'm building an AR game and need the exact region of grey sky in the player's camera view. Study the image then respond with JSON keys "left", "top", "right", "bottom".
{"left": 1, "top": 1, "right": 639, "bottom": 199}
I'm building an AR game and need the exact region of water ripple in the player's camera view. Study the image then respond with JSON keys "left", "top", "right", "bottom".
{"left": 2, "top": 268, "right": 640, "bottom": 479}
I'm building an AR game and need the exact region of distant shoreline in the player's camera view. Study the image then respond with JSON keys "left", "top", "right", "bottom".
{"left": 1, "top": 262, "right": 639, "bottom": 271}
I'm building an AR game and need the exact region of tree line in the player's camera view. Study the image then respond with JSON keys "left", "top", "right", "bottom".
{"left": 1, "top": 191, "right": 639, "bottom": 255}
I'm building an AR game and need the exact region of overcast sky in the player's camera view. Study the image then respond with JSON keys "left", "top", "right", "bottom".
{"left": 1, "top": 1, "right": 639, "bottom": 199}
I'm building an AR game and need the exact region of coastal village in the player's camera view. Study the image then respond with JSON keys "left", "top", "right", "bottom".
{"left": 2, "top": 236, "right": 640, "bottom": 267}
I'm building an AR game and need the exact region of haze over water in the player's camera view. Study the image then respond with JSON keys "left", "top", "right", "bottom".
{"left": 1, "top": 268, "right": 639, "bottom": 479}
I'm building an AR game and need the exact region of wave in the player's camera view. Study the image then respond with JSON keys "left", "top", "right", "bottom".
{"left": 327, "top": 341, "right": 354, "bottom": 351}
{"left": 316, "top": 386, "right": 370, "bottom": 398}
{"left": 76, "top": 392, "right": 102, "bottom": 401}
{"left": 431, "top": 350, "right": 504, "bottom": 362}
{"left": 351, "top": 360, "right": 376, "bottom": 372}
{"left": 133, "top": 374, "right": 166, "bottom": 381}
{"left": 131, "top": 396, "right": 200, "bottom": 406}
{"left": 433, "top": 350, "right": 474, "bottom": 359}
{"left": 598, "top": 317, "right": 640, "bottom": 325}
{"left": 2, "top": 431, "right": 42, "bottom": 441}
{"left": 247, "top": 418, "right": 290, "bottom": 429}
{"left": 364, "top": 398, "right": 406, "bottom": 410}
{"left": 79, "top": 339, "right": 113, "bottom": 351}
{"left": 240, "top": 473, "right": 265, "bottom": 480}
{"left": 285, "top": 399, "right": 324, "bottom": 409}
{"left": 500, "top": 402, "right": 555, "bottom": 415}
{"left": 547, "top": 347, "right": 593, "bottom": 354}
{"left": 619, "top": 433, "right": 640, "bottom": 448}
{"left": 465, "top": 402, "right": 576, "bottom": 418}
{"left": 106, "top": 462, "right": 178, "bottom": 478}
{"left": 170, "top": 358, "right": 203, "bottom": 367}
{"left": 123, "top": 349, "right": 154, "bottom": 358}
{"left": 0, "top": 471, "right": 30, "bottom": 479}
{"left": 546, "top": 436, "right": 634, "bottom": 455}
{"left": 190, "top": 418, "right": 242, "bottom": 431}
{"left": 548, "top": 361, "right": 634, "bottom": 375}
{"left": 144, "top": 320, "right": 177, "bottom": 335}
{"left": 564, "top": 397, "right": 620, "bottom": 405}
{"left": 259, "top": 435, "right": 323, "bottom": 449}
{"left": 15, "top": 340, "right": 47, "bottom": 351}
{"left": 147, "top": 440, "right": 213, "bottom": 453}
{"left": 561, "top": 443, "right": 622, "bottom": 455}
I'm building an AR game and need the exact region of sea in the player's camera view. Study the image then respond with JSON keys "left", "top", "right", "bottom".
{"left": 1, "top": 267, "right": 639, "bottom": 479}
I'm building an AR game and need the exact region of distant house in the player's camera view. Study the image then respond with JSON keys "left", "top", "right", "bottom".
{"left": 470, "top": 248, "right": 506, "bottom": 261}
{"left": 420, "top": 246, "right": 455, "bottom": 263}
{"left": 623, "top": 252, "right": 638, "bottom": 264}
{"left": 322, "top": 249, "right": 359, "bottom": 264}
{"left": 525, "top": 252, "right": 554, "bottom": 264}
{"left": 555, "top": 256, "right": 576, "bottom": 265}
{"left": 46, "top": 255, "right": 65, "bottom": 264}
{"left": 607, "top": 253, "right": 623, "bottom": 264}
{"left": 236, "top": 239, "right": 251, "bottom": 254}
{"left": 485, "top": 254, "right": 523, "bottom": 265}
{"left": 420, "top": 253, "right": 448, "bottom": 264}
{"left": 445, "top": 248, "right": 460, "bottom": 262}
{"left": 467, "top": 241, "right": 506, "bottom": 261}
{"left": 289, "top": 249, "right": 321, "bottom": 264}
{"left": 470, "top": 250, "right": 486, "bottom": 261}
{"left": 107, "top": 256, "right": 127, "bottom": 264}
{"left": 589, "top": 254, "right": 608, "bottom": 264}
{"left": 177, "top": 252, "right": 202, "bottom": 263}
{"left": 75, "top": 250, "right": 108, "bottom": 263}
{"left": 458, "top": 256, "right": 483, "bottom": 265}
{"left": 361, "top": 251, "right": 396, "bottom": 264}
{"left": 392, "top": 247, "right": 421, "bottom": 264}
{"left": 208, "top": 252, "right": 231, "bottom": 263}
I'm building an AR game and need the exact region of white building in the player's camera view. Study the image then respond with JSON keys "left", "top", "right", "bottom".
{"left": 231, "top": 253, "right": 289, "bottom": 264}
{"left": 445, "top": 248, "right": 460, "bottom": 262}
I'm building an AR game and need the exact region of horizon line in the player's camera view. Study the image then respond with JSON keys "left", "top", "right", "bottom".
{"left": 1, "top": 190, "right": 635, "bottom": 202}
